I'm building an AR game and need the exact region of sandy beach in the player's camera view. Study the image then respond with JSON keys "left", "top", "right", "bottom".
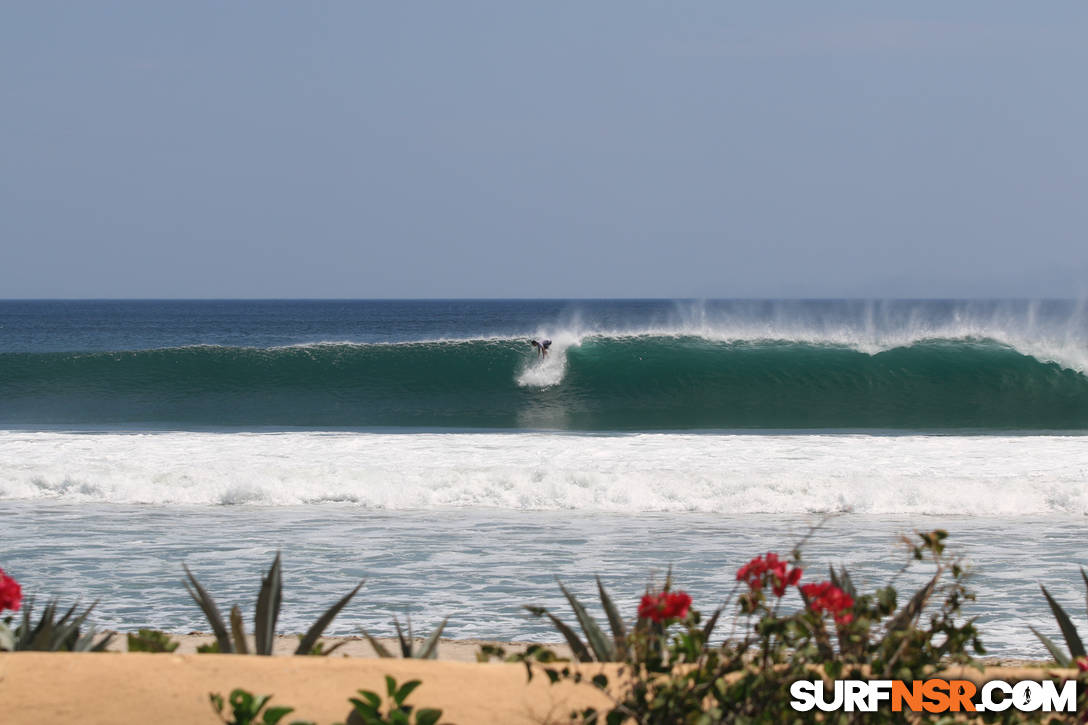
{"left": 0, "top": 652, "right": 615, "bottom": 725}
{"left": 1, "top": 648, "right": 1073, "bottom": 725}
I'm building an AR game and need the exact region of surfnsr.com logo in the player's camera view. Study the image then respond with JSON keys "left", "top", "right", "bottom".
{"left": 790, "top": 679, "right": 1077, "bottom": 714}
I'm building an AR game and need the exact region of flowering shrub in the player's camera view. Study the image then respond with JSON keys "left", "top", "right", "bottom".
{"left": 800, "top": 580, "right": 854, "bottom": 625}
{"left": 537, "top": 529, "right": 996, "bottom": 724}
{"left": 0, "top": 567, "right": 21, "bottom": 612}
{"left": 737, "top": 552, "right": 802, "bottom": 597}
{"left": 1, "top": 564, "right": 114, "bottom": 653}
{"left": 637, "top": 590, "right": 692, "bottom": 623}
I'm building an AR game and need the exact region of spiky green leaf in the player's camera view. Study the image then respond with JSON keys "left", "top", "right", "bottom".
{"left": 183, "top": 564, "right": 233, "bottom": 653}
{"left": 1081, "top": 568, "right": 1088, "bottom": 622}
{"left": 359, "top": 628, "right": 394, "bottom": 657}
{"left": 254, "top": 553, "right": 283, "bottom": 656}
{"left": 524, "top": 605, "right": 592, "bottom": 662}
{"left": 87, "top": 631, "right": 114, "bottom": 652}
{"left": 886, "top": 573, "right": 937, "bottom": 633}
{"left": 230, "top": 605, "right": 250, "bottom": 654}
{"left": 393, "top": 616, "right": 412, "bottom": 658}
{"left": 294, "top": 580, "right": 364, "bottom": 655}
{"left": 556, "top": 578, "right": 614, "bottom": 661}
{"left": 1030, "top": 626, "right": 1073, "bottom": 668}
{"left": 595, "top": 576, "right": 627, "bottom": 657}
{"left": 320, "top": 639, "right": 349, "bottom": 657}
{"left": 839, "top": 567, "right": 857, "bottom": 599}
{"left": 417, "top": 618, "right": 447, "bottom": 660}
{"left": 1040, "top": 584, "right": 1086, "bottom": 659}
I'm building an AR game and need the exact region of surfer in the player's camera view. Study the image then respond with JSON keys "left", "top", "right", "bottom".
{"left": 529, "top": 339, "right": 552, "bottom": 358}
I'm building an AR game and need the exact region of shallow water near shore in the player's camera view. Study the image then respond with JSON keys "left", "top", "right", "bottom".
{"left": 2, "top": 501, "right": 1087, "bottom": 658}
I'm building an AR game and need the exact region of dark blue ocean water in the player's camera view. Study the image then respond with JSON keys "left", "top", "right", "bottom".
{"left": 0, "top": 299, "right": 666, "bottom": 352}
{"left": 2, "top": 298, "right": 1085, "bottom": 352}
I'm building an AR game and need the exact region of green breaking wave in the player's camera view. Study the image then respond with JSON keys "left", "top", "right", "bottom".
{"left": 1, "top": 336, "right": 1087, "bottom": 430}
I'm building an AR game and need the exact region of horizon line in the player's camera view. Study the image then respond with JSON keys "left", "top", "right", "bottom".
{"left": 0, "top": 296, "right": 1083, "bottom": 303}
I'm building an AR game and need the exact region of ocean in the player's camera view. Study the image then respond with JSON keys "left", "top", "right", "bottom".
{"left": 2, "top": 298, "right": 1087, "bottom": 656}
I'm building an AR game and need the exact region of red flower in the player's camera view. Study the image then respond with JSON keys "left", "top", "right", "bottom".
{"left": 639, "top": 590, "right": 692, "bottom": 623}
{"left": 663, "top": 591, "right": 691, "bottom": 619}
{"left": 801, "top": 581, "right": 854, "bottom": 625}
{"left": 1077, "top": 657, "right": 1088, "bottom": 673}
{"left": 0, "top": 567, "right": 21, "bottom": 612}
{"left": 736, "top": 553, "right": 803, "bottom": 597}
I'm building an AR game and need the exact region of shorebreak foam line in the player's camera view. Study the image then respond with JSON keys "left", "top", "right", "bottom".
{"left": 2, "top": 431, "right": 1087, "bottom": 513}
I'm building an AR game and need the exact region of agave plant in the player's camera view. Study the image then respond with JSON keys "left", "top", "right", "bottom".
{"left": 0, "top": 598, "right": 113, "bottom": 652}
{"left": 183, "top": 552, "right": 363, "bottom": 656}
{"left": 525, "top": 575, "right": 720, "bottom": 663}
{"left": 360, "top": 615, "right": 448, "bottom": 659}
{"left": 1030, "top": 568, "right": 1088, "bottom": 668}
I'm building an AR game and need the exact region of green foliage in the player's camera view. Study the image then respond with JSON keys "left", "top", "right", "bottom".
{"left": 535, "top": 530, "right": 992, "bottom": 724}
{"left": 211, "top": 681, "right": 444, "bottom": 725}
{"left": 183, "top": 552, "right": 364, "bottom": 656}
{"left": 209, "top": 689, "right": 314, "bottom": 725}
{"left": 297, "top": 634, "right": 349, "bottom": 657}
{"left": 1030, "top": 567, "right": 1088, "bottom": 668}
{"left": 360, "top": 615, "right": 448, "bottom": 659}
{"left": 0, "top": 597, "right": 113, "bottom": 652}
{"left": 526, "top": 572, "right": 720, "bottom": 664}
{"left": 346, "top": 676, "right": 443, "bottom": 725}
{"left": 819, "top": 531, "right": 984, "bottom": 681}
{"left": 126, "top": 628, "right": 180, "bottom": 653}
{"left": 523, "top": 575, "right": 627, "bottom": 661}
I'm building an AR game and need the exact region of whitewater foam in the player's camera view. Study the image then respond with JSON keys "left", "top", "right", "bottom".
{"left": 2, "top": 430, "right": 1087, "bottom": 514}
{"left": 530, "top": 298, "right": 1088, "bottom": 373}
{"left": 516, "top": 332, "right": 580, "bottom": 387}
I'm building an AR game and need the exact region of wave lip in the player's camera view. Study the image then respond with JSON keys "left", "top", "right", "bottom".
{"left": 0, "top": 334, "right": 1086, "bottom": 430}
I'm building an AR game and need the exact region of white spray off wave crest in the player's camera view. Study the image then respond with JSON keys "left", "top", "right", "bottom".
{"left": 520, "top": 299, "right": 1088, "bottom": 373}
{"left": 515, "top": 330, "right": 581, "bottom": 387}
{"left": 3, "top": 431, "right": 1088, "bottom": 514}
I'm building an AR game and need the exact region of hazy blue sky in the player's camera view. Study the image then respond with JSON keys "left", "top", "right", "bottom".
{"left": 2, "top": 2, "right": 1086, "bottom": 298}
